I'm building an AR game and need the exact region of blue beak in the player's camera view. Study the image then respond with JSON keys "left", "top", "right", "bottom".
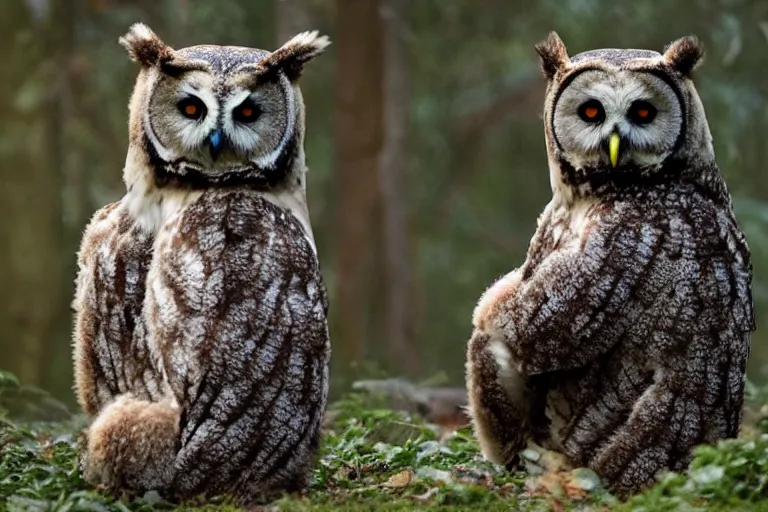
{"left": 208, "top": 130, "right": 223, "bottom": 161}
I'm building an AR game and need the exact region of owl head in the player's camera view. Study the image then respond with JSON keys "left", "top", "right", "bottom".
{"left": 119, "top": 23, "right": 329, "bottom": 190}
{"left": 535, "top": 32, "right": 715, "bottom": 197}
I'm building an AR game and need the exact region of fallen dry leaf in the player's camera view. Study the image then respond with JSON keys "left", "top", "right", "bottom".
{"left": 384, "top": 469, "right": 414, "bottom": 488}
{"left": 525, "top": 472, "right": 565, "bottom": 498}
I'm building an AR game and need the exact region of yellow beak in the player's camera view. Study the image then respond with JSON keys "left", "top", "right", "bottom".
{"left": 609, "top": 132, "right": 620, "bottom": 168}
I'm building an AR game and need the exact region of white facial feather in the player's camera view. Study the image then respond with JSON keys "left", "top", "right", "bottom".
{"left": 553, "top": 69, "right": 683, "bottom": 168}
{"left": 249, "top": 75, "right": 296, "bottom": 170}
{"left": 145, "top": 68, "right": 295, "bottom": 172}
{"left": 221, "top": 89, "right": 258, "bottom": 153}
{"left": 142, "top": 70, "right": 175, "bottom": 162}
{"left": 174, "top": 81, "right": 220, "bottom": 151}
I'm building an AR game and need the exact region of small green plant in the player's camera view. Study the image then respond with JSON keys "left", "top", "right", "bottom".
{"left": 2, "top": 390, "right": 768, "bottom": 511}
{"left": 308, "top": 393, "right": 534, "bottom": 509}
{"left": 617, "top": 436, "right": 768, "bottom": 512}
{"left": 0, "top": 371, "right": 71, "bottom": 424}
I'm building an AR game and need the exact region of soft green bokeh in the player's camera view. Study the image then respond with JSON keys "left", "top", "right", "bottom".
{"left": 0, "top": 0, "right": 765, "bottom": 404}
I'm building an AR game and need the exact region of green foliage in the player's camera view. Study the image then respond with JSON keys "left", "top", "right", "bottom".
{"left": 0, "top": 372, "right": 20, "bottom": 390}
{"left": 0, "top": 371, "right": 71, "bottom": 424}
{"left": 2, "top": 393, "right": 768, "bottom": 511}
{"left": 0, "top": 419, "right": 244, "bottom": 512}
{"left": 307, "top": 394, "right": 532, "bottom": 509}
{"left": 618, "top": 437, "right": 768, "bottom": 511}
{"left": 0, "top": 421, "right": 108, "bottom": 512}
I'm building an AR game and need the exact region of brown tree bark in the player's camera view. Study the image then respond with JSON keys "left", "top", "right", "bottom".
{"left": 0, "top": 0, "right": 70, "bottom": 393}
{"left": 43, "top": 0, "right": 80, "bottom": 403}
{"left": 334, "top": 0, "right": 384, "bottom": 369}
{"left": 379, "top": 0, "right": 418, "bottom": 377}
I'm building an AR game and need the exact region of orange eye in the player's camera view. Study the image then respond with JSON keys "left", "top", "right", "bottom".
{"left": 629, "top": 100, "right": 657, "bottom": 124}
{"left": 233, "top": 100, "right": 261, "bottom": 123}
{"left": 577, "top": 99, "right": 604, "bottom": 123}
{"left": 178, "top": 97, "right": 206, "bottom": 120}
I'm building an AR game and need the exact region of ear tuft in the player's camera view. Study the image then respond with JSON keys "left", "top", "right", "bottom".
{"left": 663, "top": 35, "right": 705, "bottom": 77}
{"left": 259, "top": 30, "right": 331, "bottom": 82}
{"left": 535, "top": 31, "right": 570, "bottom": 80}
{"left": 119, "top": 23, "right": 174, "bottom": 67}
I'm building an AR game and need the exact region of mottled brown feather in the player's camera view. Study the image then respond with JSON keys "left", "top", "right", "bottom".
{"left": 535, "top": 31, "right": 570, "bottom": 81}
{"left": 663, "top": 36, "right": 705, "bottom": 77}
{"left": 467, "top": 34, "right": 753, "bottom": 498}
{"left": 72, "top": 24, "right": 330, "bottom": 506}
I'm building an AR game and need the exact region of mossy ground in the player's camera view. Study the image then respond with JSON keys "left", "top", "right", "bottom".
{"left": 2, "top": 375, "right": 768, "bottom": 511}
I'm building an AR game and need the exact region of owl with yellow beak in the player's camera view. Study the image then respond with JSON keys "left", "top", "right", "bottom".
{"left": 465, "top": 33, "right": 754, "bottom": 497}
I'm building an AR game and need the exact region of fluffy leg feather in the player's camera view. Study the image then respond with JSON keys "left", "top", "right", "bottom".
{"left": 466, "top": 330, "right": 532, "bottom": 468}
{"left": 81, "top": 394, "right": 180, "bottom": 495}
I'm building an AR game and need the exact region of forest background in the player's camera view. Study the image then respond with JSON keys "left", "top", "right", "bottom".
{"left": 1, "top": 0, "right": 766, "bottom": 410}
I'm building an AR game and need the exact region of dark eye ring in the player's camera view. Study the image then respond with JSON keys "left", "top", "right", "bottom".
{"left": 233, "top": 99, "right": 261, "bottom": 124}
{"left": 577, "top": 99, "right": 606, "bottom": 123}
{"left": 177, "top": 97, "right": 206, "bottom": 120}
{"left": 628, "top": 100, "right": 657, "bottom": 125}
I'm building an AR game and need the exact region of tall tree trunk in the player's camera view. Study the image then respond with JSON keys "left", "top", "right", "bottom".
{"left": 42, "top": 0, "right": 79, "bottom": 403}
{"left": 334, "top": 0, "right": 384, "bottom": 370}
{"left": 379, "top": 0, "right": 418, "bottom": 377}
{"left": 0, "top": 0, "right": 68, "bottom": 392}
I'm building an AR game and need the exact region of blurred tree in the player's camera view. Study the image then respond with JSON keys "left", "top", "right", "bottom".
{"left": 333, "top": 0, "right": 384, "bottom": 371}
{"left": 0, "top": 0, "right": 71, "bottom": 391}
{"left": 1, "top": 0, "right": 767, "bottom": 403}
{"left": 379, "top": 0, "right": 419, "bottom": 377}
